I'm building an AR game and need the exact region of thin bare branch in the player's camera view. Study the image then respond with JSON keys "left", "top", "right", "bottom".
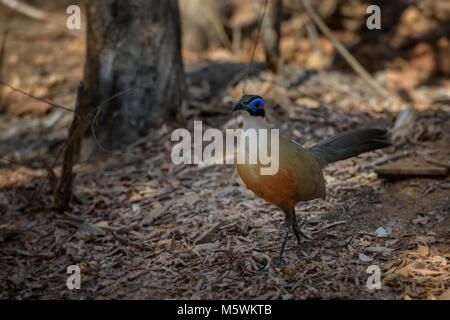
{"left": 243, "top": 0, "right": 270, "bottom": 94}
{"left": 298, "top": 0, "right": 389, "bottom": 97}
{"left": 0, "top": 79, "right": 80, "bottom": 118}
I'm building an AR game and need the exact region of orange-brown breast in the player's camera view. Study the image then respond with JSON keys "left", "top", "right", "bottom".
{"left": 237, "top": 163, "right": 298, "bottom": 208}
{"left": 236, "top": 136, "right": 326, "bottom": 208}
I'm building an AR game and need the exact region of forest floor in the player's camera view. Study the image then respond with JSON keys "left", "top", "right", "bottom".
{"left": 0, "top": 15, "right": 449, "bottom": 300}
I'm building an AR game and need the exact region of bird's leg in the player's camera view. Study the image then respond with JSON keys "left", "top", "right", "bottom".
{"left": 275, "top": 207, "right": 310, "bottom": 266}
{"left": 284, "top": 207, "right": 310, "bottom": 243}
{"left": 275, "top": 227, "right": 290, "bottom": 266}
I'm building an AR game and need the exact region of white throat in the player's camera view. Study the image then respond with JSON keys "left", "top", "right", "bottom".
{"left": 237, "top": 113, "right": 280, "bottom": 175}
{"left": 242, "top": 113, "right": 269, "bottom": 131}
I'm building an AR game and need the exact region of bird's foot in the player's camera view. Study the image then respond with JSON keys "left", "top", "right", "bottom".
{"left": 274, "top": 258, "right": 285, "bottom": 267}
{"left": 292, "top": 226, "right": 311, "bottom": 243}
{"left": 292, "top": 216, "right": 311, "bottom": 243}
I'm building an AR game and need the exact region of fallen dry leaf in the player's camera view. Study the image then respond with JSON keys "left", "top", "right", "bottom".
{"left": 417, "top": 245, "right": 429, "bottom": 257}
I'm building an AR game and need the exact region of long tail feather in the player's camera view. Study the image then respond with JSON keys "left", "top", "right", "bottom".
{"left": 308, "top": 128, "right": 390, "bottom": 166}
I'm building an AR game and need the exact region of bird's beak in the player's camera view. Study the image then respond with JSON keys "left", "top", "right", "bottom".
{"left": 232, "top": 102, "right": 246, "bottom": 113}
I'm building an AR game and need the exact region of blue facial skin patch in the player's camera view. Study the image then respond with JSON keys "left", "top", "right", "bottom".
{"left": 245, "top": 98, "right": 264, "bottom": 112}
{"left": 250, "top": 98, "right": 264, "bottom": 109}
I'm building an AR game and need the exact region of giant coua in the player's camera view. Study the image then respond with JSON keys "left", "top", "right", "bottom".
{"left": 232, "top": 94, "right": 390, "bottom": 265}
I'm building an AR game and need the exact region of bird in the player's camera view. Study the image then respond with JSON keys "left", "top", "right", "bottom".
{"left": 232, "top": 94, "right": 390, "bottom": 265}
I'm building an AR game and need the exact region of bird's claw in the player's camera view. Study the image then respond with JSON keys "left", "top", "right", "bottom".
{"left": 293, "top": 227, "right": 311, "bottom": 242}
{"left": 274, "top": 257, "right": 284, "bottom": 267}
{"left": 292, "top": 222, "right": 311, "bottom": 243}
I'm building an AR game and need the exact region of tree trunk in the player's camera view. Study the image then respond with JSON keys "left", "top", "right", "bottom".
{"left": 80, "top": 0, "right": 186, "bottom": 157}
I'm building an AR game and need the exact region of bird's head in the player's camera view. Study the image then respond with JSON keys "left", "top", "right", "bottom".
{"left": 232, "top": 94, "right": 265, "bottom": 117}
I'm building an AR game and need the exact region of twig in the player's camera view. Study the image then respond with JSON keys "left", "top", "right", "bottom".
{"left": 241, "top": 216, "right": 251, "bottom": 235}
{"left": 141, "top": 200, "right": 174, "bottom": 226}
{"left": 425, "top": 157, "right": 450, "bottom": 169}
{"left": 1, "top": 0, "right": 47, "bottom": 20}
{"left": 375, "top": 167, "right": 448, "bottom": 177}
{"left": 305, "top": 20, "right": 320, "bottom": 52}
{"left": 194, "top": 221, "right": 228, "bottom": 245}
{"left": 90, "top": 82, "right": 157, "bottom": 154}
{"left": 242, "top": 0, "right": 269, "bottom": 94}
{"left": 416, "top": 184, "right": 436, "bottom": 200}
{"left": 0, "top": 79, "right": 79, "bottom": 117}
{"left": 298, "top": 0, "right": 389, "bottom": 97}
{"left": 371, "top": 150, "right": 411, "bottom": 167}
{"left": 55, "top": 218, "right": 106, "bottom": 236}
{"left": 126, "top": 268, "right": 150, "bottom": 281}
{"left": 311, "top": 220, "right": 346, "bottom": 234}
{"left": 0, "top": 0, "right": 75, "bottom": 34}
